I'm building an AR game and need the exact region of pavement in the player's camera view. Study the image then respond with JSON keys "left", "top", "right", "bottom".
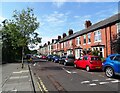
{"left": 1, "top": 62, "right": 39, "bottom": 93}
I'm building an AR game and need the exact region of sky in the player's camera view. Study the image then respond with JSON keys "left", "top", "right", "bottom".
{"left": 0, "top": 1, "right": 119, "bottom": 48}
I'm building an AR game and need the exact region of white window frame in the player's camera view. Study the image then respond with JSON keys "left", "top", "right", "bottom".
{"left": 69, "top": 40, "right": 72, "bottom": 47}
{"left": 61, "top": 43, "right": 63, "bottom": 48}
{"left": 76, "top": 37, "right": 80, "bottom": 46}
{"left": 88, "top": 33, "right": 91, "bottom": 44}
{"left": 83, "top": 35, "right": 86, "bottom": 45}
{"left": 117, "top": 22, "right": 120, "bottom": 33}
{"left": 92, "top": 47, "right": 104, "bottom": 57}
{"left": 94, "top": 30, "right": 101, "bottom": 42}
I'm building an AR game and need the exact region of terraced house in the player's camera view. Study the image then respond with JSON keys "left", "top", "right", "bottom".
{"left": 40, "top": 13, "right": 120, "bottom": 59}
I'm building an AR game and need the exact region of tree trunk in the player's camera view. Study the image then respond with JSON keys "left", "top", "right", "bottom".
{"left": 21, "top": 47, "right": 24, "bottom": 68}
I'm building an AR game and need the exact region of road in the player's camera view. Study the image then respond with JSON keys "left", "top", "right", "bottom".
{"left": 31, "top": 59, "right": 120, "bottom": 93}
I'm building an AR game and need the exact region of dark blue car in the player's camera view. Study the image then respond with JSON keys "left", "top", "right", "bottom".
{"left": 47, "top": 55, "right": 53, "bottom": 61}
{"left": 52, "top": 55, "right": 60, "bottom": 63}
{"left": 102, "top": 54, "right": 120, "bottom": 78}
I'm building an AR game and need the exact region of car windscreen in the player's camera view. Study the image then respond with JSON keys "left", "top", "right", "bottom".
{"left": 91, "top": 57, "right": 100, "bottom": 61}
{"left": 68, "top": 56, "right": 75, "bottom": 59}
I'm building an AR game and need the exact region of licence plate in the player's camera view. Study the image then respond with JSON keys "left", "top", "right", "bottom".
{"left": 96, "top": 67, "right": 100, "bottom": 68}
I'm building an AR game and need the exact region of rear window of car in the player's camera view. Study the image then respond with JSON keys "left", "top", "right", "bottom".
{"left": 91, "top": 57, "right": 100, "bottom": 61}
{"left": 114, "top": 55, "right": 120, "bottom": 62}
{"left": 68, "top": 56, "right": 75, "bottom": 59}
{"left": 110, "top": 56, "right": 115, "bottom": 60}
{"left": 62, "top": 56, "right": 66, "bottom": 58}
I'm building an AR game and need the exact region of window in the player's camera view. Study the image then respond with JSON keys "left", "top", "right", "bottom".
{"left": 76, "top": 37, "right": 80, "bottom": 45}
{"left": 61, "top": 43, "right": 63, "bottom": 48}
{"left": 94, "top": 30, "right": 101, "bottom": 42}
{"left": 83, "top": 35, "right": 86, "bottom": 44}
{"left": 83, "top": 56, "right": 88, "bottom": 60}
{"left": 114, "top": 55, "right": 120, "bottom": 61}
{"left": 64, "top": 42, "right": 66, "bottom": 47}
{"left": 69, "top": 40, "right": 72, "bottom": 47}
{"left": 88, "top": 33, "right": 91, "bottom": 43}
{"left": 117, "top": 22, "right": 120, "bottom": 33}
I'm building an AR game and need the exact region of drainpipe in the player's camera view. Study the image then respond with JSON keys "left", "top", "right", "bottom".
{"left": 105, "top": 27, "right": 108, "bottom": 57}
{"left": 109, "top": 26, "right": 112, "bottom": 54}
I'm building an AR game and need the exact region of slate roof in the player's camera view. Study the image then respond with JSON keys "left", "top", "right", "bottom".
{"left": 59, "top": 13, "right": 120, "bottom": 43}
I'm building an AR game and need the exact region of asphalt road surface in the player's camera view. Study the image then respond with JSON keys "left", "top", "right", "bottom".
{"left": 31, "top": 59, "right": 120, "bottom": 93}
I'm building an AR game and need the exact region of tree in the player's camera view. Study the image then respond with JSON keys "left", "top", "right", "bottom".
{"left": 2, "top": 8, "right": 40, "bottom": 67}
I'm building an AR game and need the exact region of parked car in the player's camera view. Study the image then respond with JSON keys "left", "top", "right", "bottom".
{"left": 59, "top": 56, "right": 66, "bottom": 64}
{"left": 52, "top": 55, "right": 60, "bottom": 62}
{"left": 74, "top": 55, "right": 102, "bottom": 72}
{"left": 59, "top": 54, "right": 75, "bottom": 66}
{"left": 102, "top": 54, "right": 120, "bottom": 78}
{"left": 41, "top": 55, "right": 47, "bottom": 59}
{"left": 53, "top": 56, "right": 60, "bottom": 63}
{"left": 47, "top": 55, "right": 53, "bottom": 61}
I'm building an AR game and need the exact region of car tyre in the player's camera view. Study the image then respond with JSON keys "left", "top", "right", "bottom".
{"left": 105, "top": 67, "right": 114, "bottom": 78}
{"left": 86, "top": 66, "right": 90, "bottom": 72}
{"left": 74, "top": 64, "right": 78, "bottom": 68}
{"left": 64, "top": 62, "right": 67, "bottom": 66}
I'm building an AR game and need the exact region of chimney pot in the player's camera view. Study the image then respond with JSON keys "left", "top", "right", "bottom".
{"left": 58, "top": 36, "right": 61, "bottom": 40}
{"left": 63, "top": 33, "right": 67, "bottom": 38}
{"left": 68, "top": 29, "right": 73, "bottom": 35}
{"left": 85, "top": 20, "right": 92, "bottom": 28}
{"left": 48, "top": 41, "right": 50, "bottom": 45}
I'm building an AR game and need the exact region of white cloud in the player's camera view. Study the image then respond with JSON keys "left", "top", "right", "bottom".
{"left": 38, "top": 11, "right": 69, "bottom": 45}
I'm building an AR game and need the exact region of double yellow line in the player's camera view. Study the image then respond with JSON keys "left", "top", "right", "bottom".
{"left": 37, "top": 77, "right": 49, "bottom": 93}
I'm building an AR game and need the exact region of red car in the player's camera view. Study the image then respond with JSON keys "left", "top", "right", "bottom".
{"left": 41, "top": 55, "right": 47, "bottom": 59}
{"left": 74, "top": 55, "right": 102, "bottom": 71}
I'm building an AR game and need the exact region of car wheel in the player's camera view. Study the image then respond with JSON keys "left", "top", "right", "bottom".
{"left": 74, "top": 64, "right": 78, "bottom": 68}
{"left": 86, "top": 66, "right": 90, "bottom": 72}
{"left": 64, "top": 62, "right": 67, "bottom": 66}
{"left": 105, "top": 67, "right": 114, "bottom": 78}
{"left": 59, "top": 61, "right": 61, "bottom": 64}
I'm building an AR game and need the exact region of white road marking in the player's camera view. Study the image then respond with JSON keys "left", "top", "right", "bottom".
{"left": 62, "top": 68, "right": 77, "bottom": 74}
{"left": 89, "top": 83, "right": 97, "bottom": 86}
{"left": 62, "top": 68, "right": 71, "bottom": 74}
{"left": 21, "top": 70, "right": 29, "bottom": 73}
{"left": 10, "top": 76, "right": 19, "bottom": 79}
{"left": 111, "top": 80, "right": 120, "bottom": 83}
{"left": 81, "top": 81, "right": 90, "bottom": 84}
{"left": 13, "top": 70, "right": 29, "bottom": 74}
{"left": 92, "top": 80, "right": 99, "bottom": 82}
{"left": 20, "top": 76, "right": 29, "bottom": 78}
{"left": 10, "top": 76, "right": 28, "bottom": 79}
{"left": 13, "top": 71, "right": 22, "bottom": 74}
{"left": 99, "top": 82, "right": 109, "bottom": 85}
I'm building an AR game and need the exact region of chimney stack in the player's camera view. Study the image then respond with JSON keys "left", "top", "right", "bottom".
{"left": 85, "top": 20, "right": 92, "bottom": 28}
{"left": 68, "top": 29, "right": 73, "bottom": 35}
{"left": 48, "top": 41, "right": 50, "bottom": 45}
{"left": 52, "top": 39, "right": 54, "bottom": 43}
{"left": 63, "top": 33, "right": 67, "bottom": 38}
{"left": 44, "top": 43, "right": 47, "bottom": 47}
{"left": 58, "top": 36, "right": 61, "bottom": 40}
